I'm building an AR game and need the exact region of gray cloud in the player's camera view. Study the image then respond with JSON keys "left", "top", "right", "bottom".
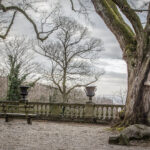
{"left": 105, "top": 71, "right": 127, "bottom": 80}
{"left": 4, "top": 0, "right": 128, "bottom": 96}
{"left": 101, "top": 45, "right": 122, "bottom": 59}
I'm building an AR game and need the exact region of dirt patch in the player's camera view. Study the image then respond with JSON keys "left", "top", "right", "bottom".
{"left": 0, "top": 119, "right": 149, "bottom": 150}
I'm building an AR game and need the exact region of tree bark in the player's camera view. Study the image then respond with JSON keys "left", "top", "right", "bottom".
{"left": 124, "top": 56, "right": 150, "bottom": 125}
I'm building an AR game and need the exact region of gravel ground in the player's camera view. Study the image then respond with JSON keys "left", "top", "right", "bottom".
{"left": 0, "top": 119, "right": 149, "bottom": 150}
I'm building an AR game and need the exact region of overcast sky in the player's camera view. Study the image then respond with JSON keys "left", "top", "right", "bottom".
{"left": 8, "top": 0, "right": 128, "bottom": 97}
{"left": 8, "top": 0, "right": 150, "bottom": 98}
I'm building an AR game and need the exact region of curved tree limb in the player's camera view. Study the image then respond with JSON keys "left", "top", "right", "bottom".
{"left": 91, "top": 0, "right": 135, "bottom": 52}
{"left": 145, "top": 3, "right": 150, "bottom": 32}
{"left": 112, "top": 0, "right": 143, "bottom": 40}
{"left": 0, "top": 3, "right": 58, "bottom": 41}
{"left": 0, "top": 11, "right": 17, "bottom": 39}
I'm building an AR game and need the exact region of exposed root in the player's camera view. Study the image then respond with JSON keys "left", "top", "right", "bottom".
{"left": 109, "top": 124, "right": 150, "bottom": 145}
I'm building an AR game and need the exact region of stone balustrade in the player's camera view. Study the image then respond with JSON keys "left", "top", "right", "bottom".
{"left": 0, "top": 101, "right": 124, "bottom": 124}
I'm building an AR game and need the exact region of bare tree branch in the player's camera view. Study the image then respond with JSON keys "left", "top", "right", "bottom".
{"left": 0, "top": 2, "right": 59, "bottom": 41}
{"left": 0, "top": 11, "right": 17, "bottom": 39}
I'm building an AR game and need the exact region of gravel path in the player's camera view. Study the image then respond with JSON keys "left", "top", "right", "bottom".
{"left": 0, "top": 119, "right": 149, "bottom": 150}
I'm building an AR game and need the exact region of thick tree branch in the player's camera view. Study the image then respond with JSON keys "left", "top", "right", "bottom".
{"left": 145, "top": 3, "right": 150, "bottom": 32}
{"left": 91, "top": 0, "right": 135, "bottom": 52}
{"left": 112, "top": 0, "right": 143, "bottom": 40}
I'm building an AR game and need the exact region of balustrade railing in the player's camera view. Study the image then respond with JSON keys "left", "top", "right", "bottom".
{"left": 0, "top": 101, "right": 124, "bottom": 123}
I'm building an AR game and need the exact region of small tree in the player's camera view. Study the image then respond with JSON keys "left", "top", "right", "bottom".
{"left": 1, "top": 37, "right": 39, "bottom": 101}
{"left": 36, "top": 17, "right": 104, "bottom": 102}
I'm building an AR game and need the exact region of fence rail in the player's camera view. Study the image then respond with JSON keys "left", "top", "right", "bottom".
{"left": 0, "top": 101, "right": 124, "bottom": 123}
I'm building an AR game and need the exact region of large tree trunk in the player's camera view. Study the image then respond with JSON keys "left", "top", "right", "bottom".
{"left": 124, "top": 55, "right": 150, "bottom": 125}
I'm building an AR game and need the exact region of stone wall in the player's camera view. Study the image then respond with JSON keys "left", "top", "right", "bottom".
{"left": 0, "top": 101, "right": 124, "bottom": 123}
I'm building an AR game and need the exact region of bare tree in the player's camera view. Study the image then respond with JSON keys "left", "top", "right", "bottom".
{"left": 1, "top": 36, "right": 39, "bottom": 101}
{"left": 35, "top": 17, "right": 104, "bottom": 102}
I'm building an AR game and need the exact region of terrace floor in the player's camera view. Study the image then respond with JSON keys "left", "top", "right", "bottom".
{"left": 0, "top": 119, "right": 149, "bottom": 150}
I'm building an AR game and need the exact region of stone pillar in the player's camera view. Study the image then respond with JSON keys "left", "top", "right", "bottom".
{"left": 50, "top": 104, "right": 62, "bottom": 118}
{"left": 84, "top": 103, "right": 94, "bottom": 122}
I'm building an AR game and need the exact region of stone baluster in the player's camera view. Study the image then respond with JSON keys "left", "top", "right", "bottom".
{"left": 40, "top": 104, "right": 42, "bottom": 115}
{"left": 68, "top": 105, "right": 71, "bottom": 118}
{"left": 101, "top": 106, "right": 104, "bottom": 120}
{"left": 77, "top": 106, "right": 79, "bottom": 118}
{"left": 44, "top": 104, "right": 47, "bottom": 116}
{"left": 33, "top": 103, "right": 36, "bottom": 114}
{"left": 75, "top": 105, "right": 78, "bottom": 118}
{"left": 116, "top": 106, "right": 119, "bottom": 119}
{"left": 42, "top": 104, "right": 45, "bottom": 115}
{"left": 82, "top": 105, "right": 85, "bottom": 118}
{"left": 110, "top": 106, "right": 114, "bottom": 120}
{"left": 62, "top": 104, "right": 65, "bottom": 117}
{"left": 96, "top": 106, "right": 99, "bottom": 119}
{"left": 43, "top": 104, "right": 45, "bottom": 115}
{"left": 114, "top": 106, "right": 118, "bottom": 119}
{"left": 70, "top": 105, "right": 72, "bottom": 118}
{"left": 49, "top": 104, "right": 51, "bottom": 116}
{"left": 65, "top": 105, "right": 68, "bottom": 117}
{"left": 47, "top": 104, "right": 49, "bottom": 116}
{"left": 79, "top": 105, "right": 82, "bottom": 118}
{"left": 79, "top": 106, "right": 82, "bottom": 118}
{"left": 36, "top": 104, "right": 39, "bottom": 115}
{"left": 73, "top": 105, "right": 76, "bottom": 118}
{"left": 105, "top": 106, "right": 109, "bottom": 120}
